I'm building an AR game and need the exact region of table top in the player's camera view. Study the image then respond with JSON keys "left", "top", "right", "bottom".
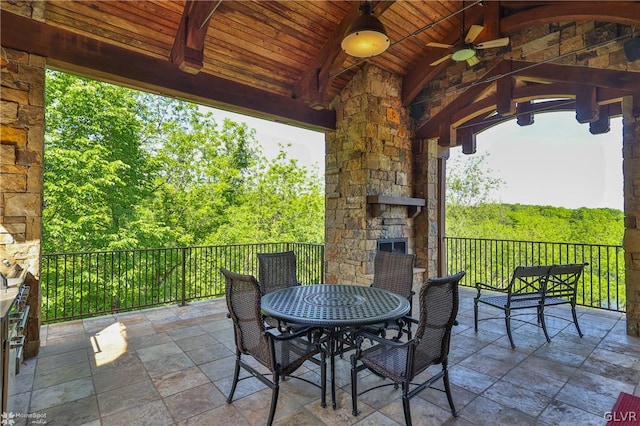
{"left": 261, "top": 284, "right": 410, "bottom": 327}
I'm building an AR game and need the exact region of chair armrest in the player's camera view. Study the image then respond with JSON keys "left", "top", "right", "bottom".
{"left": 354, "top": 329, "right": 412, "bottom": 348}
{"left": 476, "top": 282, "right": 506, "bottom": 292}
{"left": 267, "top": 326, "right": 319, "bottom": 341}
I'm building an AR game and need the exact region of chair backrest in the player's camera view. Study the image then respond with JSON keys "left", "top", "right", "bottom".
{"left": 220, "top": 267, "right": 272, "bottom": 367}
{"left": 411, "top": 270, "right": 465, "bottom": 379}
{"left": 257, "top": 251, "right": 299, "bottom": 295}
{"left": 509, "top": 265, "right": 551, "bottom": 295}
{"left": 370, "top": 251, "right": 416, "bottom": 300}
{"left": 545, "top": 263, "right": 587, "bottom": 299}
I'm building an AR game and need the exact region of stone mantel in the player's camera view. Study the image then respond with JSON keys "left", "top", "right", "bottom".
{"left": 367, "top": 195, "right": 426, "bottom": 218}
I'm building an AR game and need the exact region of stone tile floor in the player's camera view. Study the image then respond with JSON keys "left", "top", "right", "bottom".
{"left": 8, "top": 286, "right": 640, "bottom": 425}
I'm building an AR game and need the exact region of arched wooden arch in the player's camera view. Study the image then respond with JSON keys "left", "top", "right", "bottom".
{"left": 415, "top": 60, "right": 640, "bottom": 154}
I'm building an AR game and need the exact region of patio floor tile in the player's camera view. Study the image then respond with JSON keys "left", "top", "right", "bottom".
{"left": 9, "top": 287, "right": 640, "bottom": 425}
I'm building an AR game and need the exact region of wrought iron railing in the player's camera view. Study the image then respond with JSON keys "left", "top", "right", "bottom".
{"left": 41, "top": 242, "right": 324, "bottom": 323}
{"left": 445, "top": 237, "right": 625, "bottom": 312}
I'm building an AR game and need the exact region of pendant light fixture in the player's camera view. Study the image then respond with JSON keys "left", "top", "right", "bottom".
{"left": 341, "top": 2, "right": 390, "bottom": 58}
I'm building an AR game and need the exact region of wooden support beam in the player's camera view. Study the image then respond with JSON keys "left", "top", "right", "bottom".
{"left": 458, "top": 127, "right": 477, "bottom": 154}
{"left": 516, "top": 101, "right": 535, "bottom": 126}
{"left": 1, "top": 11, "right": 336, "bottom": 131}
{"left": 576, "top": 85, "right": 599, "bottom": 123}
{"left": 589, "top": 104, "right": 611, "bottom": 134}
{"left": 497, "top": 75, "right": 515, "bottom": 116}
{"left": 481, "top": 0, "right": 501, "bottom": 42}
{"left": 438, "top": 122, "right": 451, "bottom": 147}
{"left": 170, "top": 0, "right": 220, "bottom": 74}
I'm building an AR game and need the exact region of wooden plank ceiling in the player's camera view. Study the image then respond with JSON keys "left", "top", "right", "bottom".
{"left": 2, "top": 1, "right": 640, "bottom": 134}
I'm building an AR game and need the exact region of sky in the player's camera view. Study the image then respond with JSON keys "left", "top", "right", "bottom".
{"left": 207, "top": 108, "right": 624, "bottom": 211}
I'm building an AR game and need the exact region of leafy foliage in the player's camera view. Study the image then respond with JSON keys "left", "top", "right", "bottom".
{"left": 43, "top": 71, "right": 325, "bottom": 254}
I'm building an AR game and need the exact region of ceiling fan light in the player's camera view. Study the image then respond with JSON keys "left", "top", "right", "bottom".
{"left": 341, "top": 3, "right": 390, "bottom": 58}
{"left": 451, "top": 47, "right": 476, "bottom": 62}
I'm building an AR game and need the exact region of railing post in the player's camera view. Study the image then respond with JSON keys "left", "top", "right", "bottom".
{"left": 181, "top": 247, "right": 187, "bottom": 306}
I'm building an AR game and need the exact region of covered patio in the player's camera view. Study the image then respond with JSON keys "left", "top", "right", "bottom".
{"left": 2, "top": 2, "right": 640, "bottom": 423}
{"left": 10, "top": 287, "right": 638, "bottom": 425}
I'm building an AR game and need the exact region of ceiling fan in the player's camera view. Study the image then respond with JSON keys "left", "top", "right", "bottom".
{"left": 427, "top": 7, "right": 510, "bottom": 67}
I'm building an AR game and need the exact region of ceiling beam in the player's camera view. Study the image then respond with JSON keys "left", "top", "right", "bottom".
{"left": 509, "top": 61, "right": 640, "bottom": 92}
{"left": 292, "top": 1, "right": 395, "bottom": 108}
{"left": 170, "top": 0, "right": 221, "bottom": 74}
{"left": 500, "top": 2, "right": 640, "bottom": 33}
{"left": 1, "top": 10, "right": 335, "bottom": 132}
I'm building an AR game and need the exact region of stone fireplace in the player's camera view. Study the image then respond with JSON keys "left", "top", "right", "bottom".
{"left": 377, "top": 238, "right": 407, "bottom": 254}
{"left": 324, "top": 64, "right": 433, "bottom": 288}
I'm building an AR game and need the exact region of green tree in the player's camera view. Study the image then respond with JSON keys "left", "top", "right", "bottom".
{"left": 211, "top": 146, "right": 325, "bottom": 244}
{"left": 446, "top": 152, "right": 505, "bottom": 237}
{"left": 44, "top": 71, "right": 154, "bottom": 252}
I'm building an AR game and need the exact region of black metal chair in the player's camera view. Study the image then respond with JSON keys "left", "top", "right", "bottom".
{"left": 258, "top": 250, "right": 301, "bottom": 329}
{"left": 474, "top": 265, "right": 550, "bottom": 349}
{"left": 220, "top": 268, "right": 326, "bottom": 425}
{"left": 541, "top": 263, "right": 586, "bottom": 338}
{"left": 367, "top": 251, "right": 416, "bottom": 339}
{"left": 351, "top": 271, "right": 465, "bottom": 426}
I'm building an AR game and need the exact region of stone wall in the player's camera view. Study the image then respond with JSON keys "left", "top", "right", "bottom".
{"left": 623, "top": 97, "right": 640, "bottom": 336}
{"left": 0, "top": 0, "right": 45, "bottom": 356}
{"left": 325, "top": 64, "right": 417, "bottom": 285}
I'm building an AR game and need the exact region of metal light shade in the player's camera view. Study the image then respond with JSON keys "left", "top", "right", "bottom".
{"left": 341, "top": 3, "right": 390, "bottom": 58}
{"left": 624, "top": 37, "right": 640, "bottom": 62}
{"left": 451, "top": 47, "right": 476, "bottom": 62}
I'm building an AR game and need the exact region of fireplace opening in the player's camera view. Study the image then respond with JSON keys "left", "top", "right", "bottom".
{"left": 377, "top": 238, "right": 407, "bottom": 254}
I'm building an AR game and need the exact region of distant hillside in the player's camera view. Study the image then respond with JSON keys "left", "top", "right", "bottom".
{"left": 446, "top": 203, "right": 623, "bottom": 246}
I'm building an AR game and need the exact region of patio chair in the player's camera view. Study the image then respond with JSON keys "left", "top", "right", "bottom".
{"left": 220, "top": 267, "right": 326, "bottom": 425}
{"left": 257, "top": 250, "right": 301, "bottom": 295}
{"left": 474, "top": 265, "right": 550, "bottom": 349}
{"left": 258, "top": 250, "right": 301, "bottom": 329}
{"left": 367, "top": 251, "right": 416, "bottom": 339}
{"left": 351, "top": 271, "right": 465, "bottom": 426}
{"left": 541, "top": 263, "right": 586, "bottom": 338}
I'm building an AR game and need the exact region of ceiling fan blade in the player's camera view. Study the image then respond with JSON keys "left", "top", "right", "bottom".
{"left": 427, "top": 42, "right": 454, "bottom": 49}
{"left": 466, "top": 55, "right": 480, "bottom": 66}
{"left": 476, "top": 37, "right": 510, "bottom": 49}
{"left": 465, "top": 25, "right": 484, "bottom": 44}
{"left": 430, "top": 54, "right": 452, "bottom": 66}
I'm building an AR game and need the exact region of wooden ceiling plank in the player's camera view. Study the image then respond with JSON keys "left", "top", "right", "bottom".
{"left": 171, "top": 0, "right": 221, "bottom": 74}
{"left": 45, "top": 5, "right": 173, "bottom": 57}
{"left": 1, "top": 10, "right": 335, "bottom": 131}
{"left": 292, "top": 1, "right": 395, "bottom": 108}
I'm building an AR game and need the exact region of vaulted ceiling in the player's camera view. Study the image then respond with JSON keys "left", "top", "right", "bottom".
{"left": 2, "top": 1, "right": 640, "bottom": 140}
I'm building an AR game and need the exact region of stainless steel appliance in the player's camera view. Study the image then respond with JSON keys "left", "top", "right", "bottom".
{"left": 1, "top": 278, "right": 29, "bottom": 416}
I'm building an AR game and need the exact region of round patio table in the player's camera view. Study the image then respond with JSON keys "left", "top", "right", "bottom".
{"left": 261, "top": 284, "right": 410, "bottom": 409}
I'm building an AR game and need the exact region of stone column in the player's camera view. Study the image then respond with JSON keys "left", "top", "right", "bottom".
{"left": 325, "top": 64, "right": 414, "bottom": 285}
{"left": 623, "top": 95, "right": 640, "bottom": 336}
{"left": 0, "top": 1, "right": 46, "bottom": 357}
